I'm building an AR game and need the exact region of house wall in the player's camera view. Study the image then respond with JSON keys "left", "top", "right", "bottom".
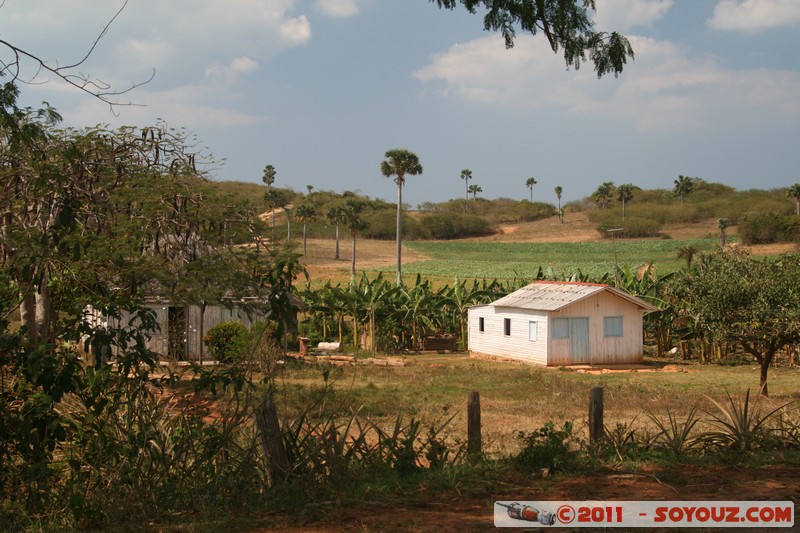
{"left": 548, "top": 291, "right": 644, "bottom": 365}
{"left": 468, "top": 305, "right": 549, "bottom": 365}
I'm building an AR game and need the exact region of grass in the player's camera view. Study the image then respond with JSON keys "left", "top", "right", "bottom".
{"left": 381, "top": 239, "right": 720, "bottom": 279}
{"left": 273, "top": 354, "right": 800, "bottom": 456}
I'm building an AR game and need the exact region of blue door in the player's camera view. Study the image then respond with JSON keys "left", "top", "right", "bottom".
{"left": 570, "top": 317, "right": 590, "bottom": 364}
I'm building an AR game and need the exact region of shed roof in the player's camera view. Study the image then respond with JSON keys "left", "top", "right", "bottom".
{"left": 489, "top": 281, "right": 656, "bottom": 312}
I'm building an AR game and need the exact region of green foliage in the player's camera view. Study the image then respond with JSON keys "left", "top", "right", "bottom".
{"left": 647, "top": 407, "right": 702, "bottom": 455}
{"left": 514, "top": 421, "right": 576, "bottom": 472}
{"left": 738, "top": 212, "right": 792, "bottom": 244}
{"left": 701, "top": 390, "right": 787, "bottom": 452}
{"left": 423, "top": 212, "right": 493, "bottom": 239}
{"left": 206, "top": 321, "right": 249, "bottom": 363}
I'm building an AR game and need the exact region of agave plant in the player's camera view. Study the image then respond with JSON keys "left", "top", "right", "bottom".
{"left": 701, "top": 389, "right": 788, "bottom": 452}
{"left": 647, "top": 406, "right": 702, "bottom": 455}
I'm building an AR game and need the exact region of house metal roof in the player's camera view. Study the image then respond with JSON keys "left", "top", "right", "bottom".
{"left": 489, "top": 281, "right": 656, "bottom": 312}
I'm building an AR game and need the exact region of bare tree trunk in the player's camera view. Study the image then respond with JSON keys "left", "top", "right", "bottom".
{"left": 334, "top": 223, "right": 340, "bottom": 260}
{"left": 350, "top": 232, "right": 356, "bottom": 279}
{"left": 396, "top": 183, "right": 403, "bottom": 286}
{"left": 20, "top": 288, "right": 37, "bottom": 339}
{"left": 34, "top": 280, "right": 51, "bottom": 342}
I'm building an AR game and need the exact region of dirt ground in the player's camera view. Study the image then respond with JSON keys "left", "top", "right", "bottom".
{"left": 251, "top": 464, "right": 800, "bottom": 531}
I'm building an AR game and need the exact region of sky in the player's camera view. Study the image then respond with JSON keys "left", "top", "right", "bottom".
{"left": 2, "top": 0, "right": 800, "bottom": 207}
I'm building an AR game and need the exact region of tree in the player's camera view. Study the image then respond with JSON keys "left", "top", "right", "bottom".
{"left": 617, "top": 183, "right": 634, "bottom": 220}
{"left": 673, "top": 175, "right": 695, "bottom": 204}
{"left": 460, "top": 168, "right": 472, "bottom": 212}
{"left": 341, "top": 199, "right": 369, "bottom": 279}
{"left": 0, "top": 2, "right": 153, "bottom": 109}
{"left": 327, "top": 204, "right": 346, "bottom": 260}
{"left": 554, "top": 185, "right": 563, "bottom": 223}
{"left": 592, "top": 181, "right": 615, "bottom": 209}
{"left": 718, "top": 218, "right": 729, "bottom": 247}
{"left": 525, "top": 177, "right": 537, "bottom": 202}
{"left": 672, "top": 251, "right": 800, "bottom": 396}
{"left": 262, "top": 164, "right": 277, "bottom": 241}
{"left": 306, "top": 184, "right": 314, "bottom": 195}
{"left": 430, "top": 0, "right": 634, "bottom": 78}
{"left": 380, "top": 149, "right": 423, "bottom": 285}
{"left": 468, "top": 183, "right": 482, "bottom": 200}
{"left": 294, "top": 204, "right": 316, "bottom": 255}
{"left": 787, "top": 183, "right": 800, "bottom": 216}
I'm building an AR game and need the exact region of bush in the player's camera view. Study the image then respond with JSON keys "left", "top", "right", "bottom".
{"left": 205, "top": 321, "right": 249, "bottom": 363}
{"left": 738, "top": 212, "right": 788, "bottom": 245}
{"left": 514, "top": 421, "right": 576, "bottom": 472}
{"left": 420, "top": 212, "right": 493, "bottom": 239}
{"left": 362, "top": 210, "right": 423, "bottom": 240}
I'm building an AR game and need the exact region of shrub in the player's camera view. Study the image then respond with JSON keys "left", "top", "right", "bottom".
{"left": 514, "top": 421, "right": 576, "bottom": 472}
{"left": 420, "top": 212, "right": 493, "bottom": 239}
{"left": 362, "top": 210, "right": 423, "bottom": 240}
{"left": 738, "top": 212, "right": 788, "bottom": 245}
{"left": 205, "top": 321, "right": 249, "bottom": 363}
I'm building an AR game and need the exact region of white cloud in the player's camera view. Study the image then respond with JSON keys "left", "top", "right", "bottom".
{"left": 708, "top": 0, "right": 800, "bottom": 32}
{"left": 413, "top": 34, "right": 800, "bottom": 132}
{"left": 315, "top": 0, "right": 360, "bottom": 18}
{"left": 279, "top": 15, "right": 312, "bottom": 45}
{"left": 593, "top": 0, "right": 673, "bottom": 31}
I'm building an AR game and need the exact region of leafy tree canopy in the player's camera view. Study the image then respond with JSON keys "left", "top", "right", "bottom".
{"left": 431, "top": 0, "right": 634, "bottom": 77}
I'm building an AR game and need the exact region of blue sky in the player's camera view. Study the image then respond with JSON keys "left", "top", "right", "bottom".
{"left": 3, "top": 0, "right": 800, "bottom": 206}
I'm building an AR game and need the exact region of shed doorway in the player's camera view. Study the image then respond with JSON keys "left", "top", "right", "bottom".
{"left": 168, "top": 306, "right": 187, "bottom": 360}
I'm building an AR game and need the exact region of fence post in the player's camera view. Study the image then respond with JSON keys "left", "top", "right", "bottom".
{"left": 589, "top": 387, "right": 604, "bottom": 442}
{"left": 254, "top": 395, "right": 290, "bottom": 483}
{"left": 467, "top": 391, "right": 481, "bottom": 462}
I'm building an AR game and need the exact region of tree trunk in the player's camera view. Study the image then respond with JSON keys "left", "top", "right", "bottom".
{"left": 334, "top": 223, "right": 340, "bottom": 260}
{"left": 302, "top": 224, "right": 307, "bottom": 255}
{"left": 199, "top": 301, "right": 206, "bottom": 364}
{"left": 19, "top": 288, "right": 37, "bottom": 339}
{"left": 760, "top": 360, "right": 770, "bottom": 397}
{"left": 34, "top": 280, "right": 52, "bottom": 342}
{"left": 350, "top": 231, "right": 357, "bottom": 279}
{"left": 396, "top": 182, "right": 403, "bottom": 286}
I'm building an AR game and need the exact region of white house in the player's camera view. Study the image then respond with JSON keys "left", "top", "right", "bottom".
{"left": 468, "top": 281, "right": 656, "bottom": 366}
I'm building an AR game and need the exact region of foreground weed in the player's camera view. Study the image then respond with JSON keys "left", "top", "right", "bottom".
{"left": 647, "top": 406, "right": 702, "bottom": 456}
{"left": 702, "top": 390, "right": 788, "bottom": 452}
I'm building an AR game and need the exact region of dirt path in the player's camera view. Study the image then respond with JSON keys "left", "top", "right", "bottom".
{"left": 252, "top": 465, "right": 800, "bottom": 531}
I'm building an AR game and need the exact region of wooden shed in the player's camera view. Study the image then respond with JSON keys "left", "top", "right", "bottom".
{"left": 468, "top": 281, "right": 656, "bottom": 366}
{"left": 86, "top": 294, "right": 303, "bottom": 362}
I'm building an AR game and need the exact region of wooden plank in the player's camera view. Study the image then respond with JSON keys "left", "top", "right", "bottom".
{"left": 467, "top": 391, "right": 481, "bottom": 462}
{"left": 589, "top": 387, "right": 604, "bottom": 442}
{"left": 254, "top": 396, "right": 290, "bottom": 484}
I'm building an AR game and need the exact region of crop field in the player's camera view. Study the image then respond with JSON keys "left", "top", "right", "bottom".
{"left": 383, "top": 239, "right": 720, "bottom": 279}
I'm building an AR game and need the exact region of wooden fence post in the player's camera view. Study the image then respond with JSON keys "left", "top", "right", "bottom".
{"left": 254, "top": 395, "right": 290, "bottom": 483}
{"left": 589, "top": 387, "right": 604, "bottom": 442}
{"left": 467, "top": 391, "right": 481, "bottom": 462}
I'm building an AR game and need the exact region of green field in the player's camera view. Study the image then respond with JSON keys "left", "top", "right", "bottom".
{"left": 384, "top": 239, "right": 720, "bottom": 279}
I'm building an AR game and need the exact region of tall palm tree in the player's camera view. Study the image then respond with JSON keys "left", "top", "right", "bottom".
{"left": 673, "top": 175, "right": 695, "bottom": 204}
{"left": 380, "top": 149, "right": 423, "bottom": 285}
{"left": 327, "top": 204, "right": 346, "bottom": 260}
{"left": 262, "top": 164, "right": 277, "bottom": 240}
{"left": 525, "top": 177, "right": 537, "bottom": 202}
{"left": 554, "top": 185, "right": 564, "bottom": 223}
{"left": 460, "top": 169, "right": 472, "bottom": 212}
{"left": 617, "top": 183, "right": 634, "bottom": 220}
{"left": 342, "top": 199, "right": 368, "bottom": 280}
{"left": 593, "top": 181, "right": 615, "bottom": 209}
{"left": 294, "top": 204, "right": 316, "bottom": 255}
{"left": 787, "top": 183, "right": 800, "bottom": 216}
{"left": 468, "top": 183, "right": 482, "bottom": 200}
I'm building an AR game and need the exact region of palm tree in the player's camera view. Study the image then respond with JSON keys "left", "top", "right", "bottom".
{"left": 294, "top": 204, "right": 316, "bottom": 255}
{"left": 673, "top": 175, "right": 695, "bottom": 204}
{"left": 380, "top": 149, "right": 423, "bottom": 286}
{"left": 284, "top": 204, "right": 292, "bottom": 240}
{"left": 460, "top": 169, "right": 472, "bottom": 212}
{"left": 327, "top": 204, "right": 346, "bottom": 260}
{"left": 676, "top": 244, "right": 699, "bottom": 269}
{"left": 468, "top": 183, "right": 482, "bottom": 200}
{"left": 617, "top": 183, "right": 634, "bottom": 220}
{"left": 525, "top": 177, "right": 537, "bottom": 202}
{"left": 262, "top": 164, "right": 277, "bottom": 241}
{"left": 787, "top": 183, "right": 800, "bottom": 216}
{"left": 554, "top": 185, "right": 563, "bottom": 223}
{"left": 593, "top": 181, "right": 615, "bottom": 209}
{"left": 306, "top": 184, "right": 314, "bottom": 195}
{"left": 718, "top": 218, "right": 729, "bottom": 247}
{"left": 341, "top": 199, "right": 368, "bottom": 280}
